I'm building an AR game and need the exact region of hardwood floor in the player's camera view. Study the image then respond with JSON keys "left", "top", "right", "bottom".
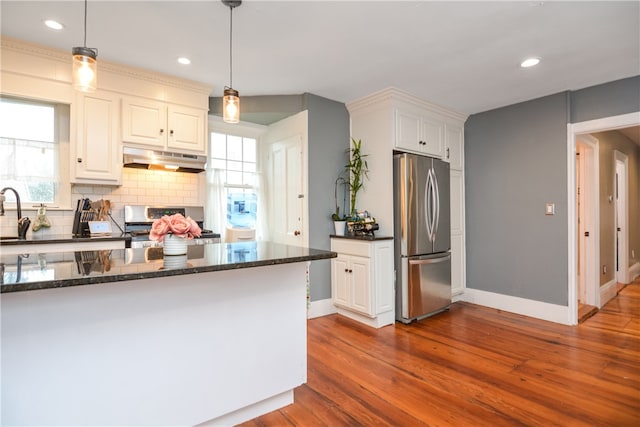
{"left": 239, "top": 279, "right": 640, "bottom": 426}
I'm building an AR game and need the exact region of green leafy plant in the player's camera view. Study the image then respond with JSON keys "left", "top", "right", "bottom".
{"left": 346, "top": 138, "right": 369, "bottom": 217}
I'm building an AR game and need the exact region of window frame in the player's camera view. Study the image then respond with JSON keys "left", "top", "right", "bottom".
{"left": 207, "top": 116, "right": 266, "bottom": 233}
{"left": 0, "top": 96, "right": 71, "bottom": 210}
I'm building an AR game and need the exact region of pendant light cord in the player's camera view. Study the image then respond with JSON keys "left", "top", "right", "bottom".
{"left": 229, "top": 5, "right": 233, "bottom": 88}
{"left": 83, "top": 0, "right": 88, "bottom": 48}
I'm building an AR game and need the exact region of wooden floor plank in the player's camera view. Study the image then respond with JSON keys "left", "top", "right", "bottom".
{"left": 238, "top": 282, "right": 640, "bottom": 426}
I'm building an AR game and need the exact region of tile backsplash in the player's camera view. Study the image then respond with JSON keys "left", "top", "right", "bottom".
{"left": 0, "top": 168, "right": 205, "bottom": 238}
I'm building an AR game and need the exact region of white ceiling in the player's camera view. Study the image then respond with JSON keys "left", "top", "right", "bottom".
{"left": 1, "top": 0, "right": 639, "bottom": 116}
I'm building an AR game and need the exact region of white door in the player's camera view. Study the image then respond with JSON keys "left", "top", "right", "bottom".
{"left": 615, "top": 151, "right": 629, "bottom": 284}
{"left": 263, "top": 111, "right": 308, "bottom": 247}
{"left": 576, "top": 136, "right": 598, "bottom": 307}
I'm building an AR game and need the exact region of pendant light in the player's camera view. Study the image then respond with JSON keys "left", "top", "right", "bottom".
{"left": 222, "top": 0, "right": 241, "bottom": 123}
{"left": 72, "top": 0, "right": 98, "bottom": 92}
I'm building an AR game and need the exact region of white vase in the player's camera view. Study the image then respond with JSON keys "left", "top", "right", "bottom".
{"left": 163, "top": 234, "right": 188, "bottom": 256}
{"left": 163, "top": 254, "right": 188, "bottom": 269}
{"left": 334, "top": 221, "right": 346, "bottom": 236}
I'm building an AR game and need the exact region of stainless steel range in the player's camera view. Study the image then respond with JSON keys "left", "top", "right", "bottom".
{"left": 124, "top": 205, "right": 220, "bottom": 248}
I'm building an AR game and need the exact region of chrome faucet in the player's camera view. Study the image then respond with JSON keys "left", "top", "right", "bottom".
{"left": 0, "top": 187, "right": 31, "bottom": 239}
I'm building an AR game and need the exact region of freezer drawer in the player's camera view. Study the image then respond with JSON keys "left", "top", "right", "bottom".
{"left": 399, "top": 252, "right": 451, "bottom": 322}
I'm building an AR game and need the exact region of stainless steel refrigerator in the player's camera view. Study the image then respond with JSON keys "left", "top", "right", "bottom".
{"left": 394, "top": 152, "right": 451, "bottom": 323}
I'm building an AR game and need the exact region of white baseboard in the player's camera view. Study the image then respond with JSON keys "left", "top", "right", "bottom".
{"left": 599, "top": 279, "right": 618, "bottom": 308}
{"left": 463, "top": 288, "right": 570, "bottom": 325}
{"left": 307, "top": 298, "right": 337, "bottom": 319}
{"left": 452, "top": 292, "right": 465, "bottom": 303}
{"left": 629, "top": 262, "right": 640, "bottom": 281}
{"left": 197, "top": 390, "right": 293, "bottom": 427}
{"left": 335, "top": 307, "right": 395, "bottom": 328}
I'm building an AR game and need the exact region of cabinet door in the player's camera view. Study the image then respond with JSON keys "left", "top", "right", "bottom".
{"left": 167, "top": 105, "right": 206, "bottom": 153}
{"left": 373, "top": 241, "right": 394, "bottom": 315}
{"left": 395, "top": 108, "right": 421, "bottom": 152}
{"left": 331, "top": 256, "right": 350, "bottom": 308}
{"left": 72, "top": 90, "right": 121, "bottom": 184}
{"left": 122, "top": 97, "right": 166, "bottom": 148}
{"left": 445, "top": 124, "right": 464, "bottom": 170}
{"left": 451, "top": 234, "right": 465, "bottom": 296}
{"left": 450, "top": 169, "right": 465, "bottom": 296}
{"left": 420, "top": 117, "right": 444, "bottom": 157}
{"left": 350, "top": 256, "right": 372, "bottom": 315}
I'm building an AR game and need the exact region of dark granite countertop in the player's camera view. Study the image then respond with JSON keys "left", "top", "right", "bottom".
{"left": 330, "top": 234, "right": 394, "bottom": 241}
{"left": 0, "top": 241, "right": 336, "bottom": 293}
{"left": 0, "top": 233, "right": 130, "bottom": 246}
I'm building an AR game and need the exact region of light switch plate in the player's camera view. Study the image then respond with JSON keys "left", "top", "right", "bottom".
{"left": 545, "top": 203, "right": 555, "bottom": 215}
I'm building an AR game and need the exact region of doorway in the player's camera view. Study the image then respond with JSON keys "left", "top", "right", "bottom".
{"left": 576, "top": 136, "right": 598, "bottom": 312}
{"left": 567, "top": 111, "right": 640, "bottom": 325}
{"left": 614, "top": 151, "right": 629, "bottom": 285}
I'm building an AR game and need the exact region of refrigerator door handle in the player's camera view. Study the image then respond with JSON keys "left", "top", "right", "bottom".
{"left": 432, "top": 167, "right": 440, "bottom": 240}
{"left": 425, "top": 169, "right": 434, "bottom": 242}
{"left": 409, "top": 254, "right": 451, "bottom": 265}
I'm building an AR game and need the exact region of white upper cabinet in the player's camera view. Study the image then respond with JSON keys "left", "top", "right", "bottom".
{"left": 121, "top": 97, "right": 166, "bottom": 147}
{"left": 445, "top": 123, "right": 464, "bottom": 170}
{"left": 395, "top": 106, "right": 444, "bottom": 158}
{"left": 167, "top": 104, "right": 206, "bottom": 152}
{"left": 122, "top": 97, "right": 207, "bottom": 153}
{"left": 71, "top": 90, "right": 122, "bottom": 184}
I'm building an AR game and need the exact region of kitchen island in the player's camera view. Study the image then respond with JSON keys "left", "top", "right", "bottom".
{"left": 1, "top": 242, "right": 335, "bottom": 426}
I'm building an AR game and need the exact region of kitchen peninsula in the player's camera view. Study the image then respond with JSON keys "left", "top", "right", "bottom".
{"left": 1, "top": 242, "right": 335, "bottom": 426}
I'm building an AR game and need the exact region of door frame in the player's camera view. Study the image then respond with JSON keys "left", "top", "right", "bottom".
{"left": 614, "top": 150, "right": 629, "bottom": 285}
{"left": 567, "top": 111, "right": 640, "bottom": 325}
{"left": 575, "top": 135, "right": 599, "bottom": 308}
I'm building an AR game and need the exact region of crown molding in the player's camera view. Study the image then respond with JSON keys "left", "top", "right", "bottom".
{"left": 347, "top": 87, "right": 468, "bottom": 122}
{"left": 1, "top": 36, "right": 212, "bottom": 95}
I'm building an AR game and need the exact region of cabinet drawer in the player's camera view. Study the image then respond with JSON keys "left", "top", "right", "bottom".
{"left": 331, "top": 239, "right": 370, "bottom": 258}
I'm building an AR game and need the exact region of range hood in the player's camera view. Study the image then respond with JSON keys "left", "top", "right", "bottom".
{"left": 123, "top": 146, "right": 206, "bottom": 173}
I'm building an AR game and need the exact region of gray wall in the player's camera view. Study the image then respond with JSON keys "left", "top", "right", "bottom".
{"left": 465, "top": 93, "right": 570, "bottom": 305}
{"left": 210, "top": 92, "right": 349, "bottom": 302}
{"left": 465, "top": 76, "right": 640, "bottom": 306}
{"left": 303, "top": 94, "right": 350, "bottom": 301}
{"left": 570, "top": 75, "right": 640, "bottom": 123}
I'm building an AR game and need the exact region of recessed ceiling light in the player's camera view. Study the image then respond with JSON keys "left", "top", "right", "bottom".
{"left": 521, "top": 57, "right": 541, "bottom": 68}
{"left": 177, "top": 57, "right": 191, "bottom": 65}
{"left": 44, "top": 20, "right": 64, "bottom": 30}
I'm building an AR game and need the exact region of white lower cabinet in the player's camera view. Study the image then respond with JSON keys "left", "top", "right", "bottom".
{"left": 331, "top": 237, "right": 394, "bottom": 328}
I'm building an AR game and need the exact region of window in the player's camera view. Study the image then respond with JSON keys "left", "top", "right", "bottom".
{"left": 0, "top": 97, "right": 70, "bottom": 208}
{"left": 209, "top": 132, "right": 258, "bottom": 229}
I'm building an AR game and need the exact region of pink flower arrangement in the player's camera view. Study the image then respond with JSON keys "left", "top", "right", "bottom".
{"left": 149, "top": 213, "right": 202, "bottom": 242}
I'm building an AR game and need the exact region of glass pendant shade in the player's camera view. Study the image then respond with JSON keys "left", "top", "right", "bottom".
{"left": 72, "top": 46, "right": 97, "bottom": 92}
{"left": 223, "top": 88, "right": 240, "bottom": 123}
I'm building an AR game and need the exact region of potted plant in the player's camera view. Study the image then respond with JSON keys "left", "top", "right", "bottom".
{"left": 331, "top": 176, "right": 348, "bottom": 235}
{"left": 346, "top": 137, "right": 369, "bottom": 218}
